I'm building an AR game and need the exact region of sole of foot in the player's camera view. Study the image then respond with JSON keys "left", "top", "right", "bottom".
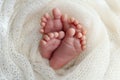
{"left": 50, "top": 22, "right": 87, "bottom": 69}
{"left": 40, "top": 31, "right": 65, "bottom": 59}
{"left": 40, "top": 8, "right": 63, "bottom": 34}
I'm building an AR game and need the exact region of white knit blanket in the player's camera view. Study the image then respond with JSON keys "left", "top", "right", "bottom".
{"left": 0, "top": 0, "right": 120, "bottom": 80}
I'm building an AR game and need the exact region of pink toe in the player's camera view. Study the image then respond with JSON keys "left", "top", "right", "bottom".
{"left": 81, "top": 40, "right": 86, "bottom": 45}
{"left": 44, "top": 35, "right": 50, "bottom": 41}
{"left": 69, "top": 17, "right": 75, "bottom": 23}
{"left": 74, "top": 20, "right": 79, "bottom": 25}
{"left": 76, "top": 32, "right": 82, "bottom": 38}
{"left": 48, "top": 33, "right": 54, "bottom": 39}
{"left": 40, "top": 40, "right": 47, "bottom": 45}
{"left": 66, "top": 28, "right": 75, "bottom": 37}
{"left": 82, "top": 28, "right": 87, "bottom": 35}
{"left": 58, "top": 31, "right": 65, "bottom": 39}
{"left": 41, "top": 17, "right": 47, "bottom": 22}
{"left": 41, "top": 22, "right": 46, "bottom": 27}
{"left": 40, "top": 29, "right": 44, "bottom": 33}
{"left": 82, "top": 46, "right": 86, "bottom": 50}
{"left": 81, "top": 35, "right": 86, "bottom": 41}
{"left": 44, "top": 13, "right": 50, "bottom": 20}
{"left": 77, "top": 24, "right": 82, "bottom": 29}
{"left": 53, "top": 8, "right": 62, "bottom": 19}
{"left": 54, "top": 32, "right": 59, "bottom": 38}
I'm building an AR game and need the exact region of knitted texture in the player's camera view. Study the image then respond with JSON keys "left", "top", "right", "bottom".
{"left": 0, "top": 0, "right": 120, "bottom": 80}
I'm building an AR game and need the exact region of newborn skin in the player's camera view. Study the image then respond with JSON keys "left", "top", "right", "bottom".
{"left": 40, "top": 31, "right": 65, "bottom": 59}
{"left": 50, "top": 17, "right": 87, "bottom": 69}
{"left": 39, "top": 8, "right": 87, "bottom": 69}
{"left": 40, "top": 8, "right": 63, "bottom": 59}
{"left": 40, "top": 8, "right": 63, "bottom": 34}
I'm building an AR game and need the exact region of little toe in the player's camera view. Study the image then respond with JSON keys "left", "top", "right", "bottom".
{"left": 82, "top": 45, "right": 86, "bottom": 51}
{"left": 40, "top": 29, "right": 44, "bottom": 33}
{"left": 81, "top": 28, "right": 87, "bottom": 35}
{"left": 43, "top": 35, "right": 50, "bottom": 41}
{"left": 40, "top": 40, "right": 47, "bottom": 46}
{"left": 58, "top": 31, "right": 65, "bottom": 39}
{"left": 61, "top": 14, "right": 68, "bottom": 22}
{"left": 53, "top": 8, "right": 62, "bottom": 19}
{"left": 80, "top": 35, "right": 87, "bottom": 51}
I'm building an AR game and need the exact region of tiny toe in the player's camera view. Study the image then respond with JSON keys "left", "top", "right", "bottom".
{"left": 40, "top": 29, "right": 44, "bottom": 33}
{"left": 77, "top": 24, "right": 82, "bottom": 29}
{"left": 81, "top": 28, "right": 87, "bottom": 35}
{"left": 74, "top": 20, "right": 79, "bottom": 25}
{"left": 66, "top": 28, "right": 75, "bottom": 37}
{"left": 54, "top": 32, "right": 59, "bottom": 38}
{"left": 81, "top": 35, "right": 86, "bottom": 41}
{"left": 41, "top": 17, "right": 47, "bottom": 22}
{"left": 76, "top": 32, "right": 82, "bottom": 38}
{"left": 58, "top": 31, "right": 65, "bottom": 39}
{"left": 41, "top": 22, "right": 46, "bottom": 27}
{"left": 82, "top": 45, "right": 86, "bottom": 50}
{"left": 53, "top": 8, "right": 62, "bottom": 19}
{"left": 48, "top": 33, "right": 54, "bottom": 39}
{"left": 40, "top": 40, "right": 47, "bottom": 45}
{"left": 81, "top": 40, "right": 86, "bottom": 45}
{"left": 69, "top": 17, "right": 75, "bottom": 23}
{"left": 43, "top": 35, "right": 50, "bottom": 41}
{"left": 44, "top": 13, "right": 50, "bottom": 20}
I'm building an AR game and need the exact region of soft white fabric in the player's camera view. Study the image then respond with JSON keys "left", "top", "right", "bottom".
{"left": 0, "top": 0, "right": 120, "bottom": 80}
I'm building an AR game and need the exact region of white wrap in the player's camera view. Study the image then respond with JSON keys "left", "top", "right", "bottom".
{"left": 0, "top": 0, "right": 120, "bottom": 80}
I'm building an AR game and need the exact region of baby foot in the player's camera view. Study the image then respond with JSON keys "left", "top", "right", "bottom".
{"left": 50, "top": 25, "right": 87, "bottom": 69}
{"left": 40, "top": 8, "right": 63, "bottom": 34}
{"left": 39, "top": 31, "right": 65, "bottom": 59}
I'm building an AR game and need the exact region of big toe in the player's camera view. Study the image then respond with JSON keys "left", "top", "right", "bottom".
{"left": 66, "top": 28, "right": 76, "bottom": 37}
{"left": 53, "top": 8, "right": 62, "bottom": 19}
